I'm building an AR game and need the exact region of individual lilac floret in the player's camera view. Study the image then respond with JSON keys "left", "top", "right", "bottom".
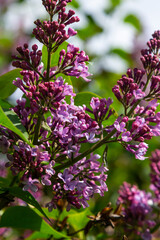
{"left": 23, "top": 177, "right": 39, "bottom": 192}
{"left": 117, "top": 182, "right": 155, "bottom": 240}
{"left": 46, "top": 154, "right": 108, "bottom": 211}
{"left": 150, "top": 150, "right": 160, "bottom": 201}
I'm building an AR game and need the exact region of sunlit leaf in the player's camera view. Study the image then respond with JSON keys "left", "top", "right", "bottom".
{"left": 69, "top": 0, "right": 80, "bottom": 8}
{"left": 3, "top": 109, "right": 28, "bottom": 139}
{"left": 0, "top": 69, "right": 22, "bottom": 99}
{"left": 42, "top": 42, "right": 68, "bottom": 70}
{"left": 62, "top": 208, "right": 91, "bottom": 238}
{"left": 0, "top": 106, "right": 30, "bottom": 144}
{"left": 74, "top": 92, "right": 102, "bottom": 109}
{"left": 0, "top": 99, "right": 13, "bottom": 109}
{"left": 65, "top": 209, "right": 91, "bottom": 230}
{"left": 0, "top": 206, "right": 70, "bottom": 239}
{"left": 26, "top": 232, "right": 50, "bottom": 240}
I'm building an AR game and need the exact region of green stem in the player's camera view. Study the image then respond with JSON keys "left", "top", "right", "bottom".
{"left": 46, "top": 44, "right": 52, "bottom": 81}
{"left": 33, "top": 110, "right": 43, "bottom": 145}
{"left": 127, "top": 71, "right": 152, "bottom": 116}
{"left": 46, "top": 14, "right": 53, "bottom": 82}
{"left": 54, "top": 129, "right": 117, "bottom": 171}
{"left": 68, "top": 228, "right": 85, "bottom": 236}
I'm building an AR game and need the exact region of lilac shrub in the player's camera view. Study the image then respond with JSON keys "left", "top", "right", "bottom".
{"left": 0, "top": 0, "right": 160, "bottom": 239}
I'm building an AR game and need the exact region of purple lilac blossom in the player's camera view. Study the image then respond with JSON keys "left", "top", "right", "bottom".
{"left": 6, "top": 141, "right": 54, "bottom": 191}
{"left": 46, "top": 154, "right": 108, "bottom": 210}
{"left": 117, "top": 182, "right": 155, "bottom": 240}
{"left": 150, "top": 150, "right": 160, "bottom": 201}
{"left": 86, "top": 97, "right": 113, "bottom": 123}
{"left": 58, "top": 44, "right": 91, "bottom": 81}
{"left": 112, "top": 68, "right": 145, "bottom": 107}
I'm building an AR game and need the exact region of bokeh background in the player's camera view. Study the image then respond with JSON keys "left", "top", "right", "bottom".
{"left": 0, "top": 0, "right": 160, "bottom": 226}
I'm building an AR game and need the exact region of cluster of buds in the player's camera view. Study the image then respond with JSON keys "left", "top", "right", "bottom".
{"left": 33, "top": 1, "right": 79, "bottom": 48}
{"left": 12, "top": 44, "right": 42, "bottom": 70}
{"left": 112, "top": 68, "right": 146, "bottom": 108}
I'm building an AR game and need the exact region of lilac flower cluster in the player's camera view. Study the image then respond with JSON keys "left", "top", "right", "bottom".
{"left": 117, "top": 182, "right": 155, "bottom": 240}
{"left": 6, "top": 141, "right": 55, "bottom": 190}
{"left": 12, "top": 0, "right": 90, "bottom": 83}
{"left": 111, "top": 31, "right": 160, "bottom": 160}
{"left": 2, "top": 0, "right": 160, "bottom": 214}
{"left": 46, "top": 154, "right": 108, "bottom": 211}
{"left": 112, "top": 68, "right": 146, "bottom": 106}
{"left": 0, "top": 0, "right": 113, "bottom": 210}
{"left": 34, "top": 0, "right": 79, "bottom": 48}
{"left": 117, "top": 149, "right": 160, "bottom": 239}
{"left": 150, "top": 150, "right": 160, "bottom": 201}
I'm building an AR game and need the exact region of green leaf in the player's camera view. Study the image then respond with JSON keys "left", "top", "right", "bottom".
{"left": 0, "top": 106, "right": 30, "bottom": 144}
{"left": 66, "top": 209, "right": 91, "bottom": 230}
{"left": 0, "top": 99, "right": 13, "bottom": 109}
{"left": 0, "top": 37, "right": 12, "bottom": 48}
{"left": 74, "top": 92, "right": 102, "bottom": 109}
{"left": 105, "top": 0, "right": 122, "bottom": 14}
{"left": 26, "top": 232, "right": 50, "bottom": 240}
{"left": 0, "top": 69, "right": 22, "bottom": 99}
{"left": 33, "top": 207, "right": 59, "bottom": 220}
{"left": 41, "top": 121, "right": 52, "bottom": 133}
{"left": 78, "top": 15, "right": 103, "bottom": 40}
{"left": 0, "top": 177, "right": 9, "bottom": 188}
{"left": 7, "top": 187, "right": 51, "bottom": 223}
{"left": 0, "top": 206, "right": 70, "bottom": 239}
{"left": 69, "top": 0, "right": 80, "bottom": 8}
{"left": 42, "top": 42, "right": 68, "bottom": 70}
{"left": 109, "top": 48, "right": 133, "bottom": 65}
{"left": 61, "top": 208, "right": 91, "bottom": 239}
{"left": 110, "top": 0, "right": 122, "bottom": 7}
{"left": 124, "top": 14, "right": 142, "bottom": 33}
{"left": 3, "top": 109, "right": 29, "bottom": 139}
